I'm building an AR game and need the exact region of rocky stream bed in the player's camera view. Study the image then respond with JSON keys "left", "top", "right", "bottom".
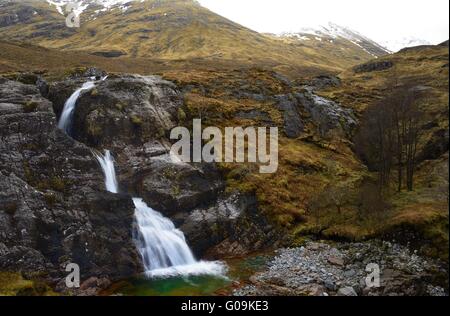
{"left": 233, "top": 241, "right": 448, "bottom": 296}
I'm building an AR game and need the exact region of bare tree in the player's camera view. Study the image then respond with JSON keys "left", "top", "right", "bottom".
{"left": 355, "top": 100, "right": 395, "bottom": 191}
{"left": 355, "top": 82, "right": 424, "bottom": 192}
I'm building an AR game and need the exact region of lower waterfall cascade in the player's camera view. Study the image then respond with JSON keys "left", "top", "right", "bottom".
{"left": 94, "top": 153, "right": 227, "bottom": 278}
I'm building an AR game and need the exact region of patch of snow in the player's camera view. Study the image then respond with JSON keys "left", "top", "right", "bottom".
{"left": 46, "top": 0, "right": 135, "bottom": 17}
{"left": 379, "top": 37, "right": 432, "bottom": 52}
{"left": 277, "top": 22, "right": 391, "bottom": 56}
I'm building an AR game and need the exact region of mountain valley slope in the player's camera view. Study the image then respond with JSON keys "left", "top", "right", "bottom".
{"left": 0, "top": 0, "right": 389, "bottom": 75}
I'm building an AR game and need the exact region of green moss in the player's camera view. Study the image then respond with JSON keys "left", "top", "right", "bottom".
{"left": 36, "top": 177, "right": 70, "bottom": 193}
{"left": 3, "top": 73, "right": 38, "bottom": 85}
{"left": 90, "top": 88, "right": 98, "bottom": 96}
{"left": 21, "top": 142, "right": 39, "bottom": 151}
{"left": 64, "top": 67, "right": 88, "bottom": 78}
{"left": 276, "top": 214, "right": 295, "bottom": 228}
{"left": 50, "top": 177, "right": 67, "bottom": 192}
{"left": 177, "top": 107, "right": 187, "bottom": 123}
{"left": 23, "top": 162, "right": 34, "bottom": 183}
{"left": 23, "top": 101, "right": 39, "bottom": 113}
{"left": 87, "top": 118, "right": 103, "bottom": 137}
{"left": 115, "top": 101, "right": 126, "bottom": 111}
{"left": 58, "top": 255, "right": 70, "bottom": 264}
{"left": 172, "top": 185, "right": 181, "bottom": 196}
{"left": 44, "top": 192, "right": 57, "bottom": 206}
{"left": 130, "top": 115, "right": 143, "bottom": 126}
{"left": 0, "top": 272, "right": 33, "bottom": 296}
{"left": 155, "top": 127, "right": 166, "bottom": 139}
{"left": 0, "top": 272, "right": 56, "bottom": 296}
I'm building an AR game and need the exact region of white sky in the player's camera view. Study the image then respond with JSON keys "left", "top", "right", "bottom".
{"left": 198, "top": 0, "right": 449, "bottom": 46}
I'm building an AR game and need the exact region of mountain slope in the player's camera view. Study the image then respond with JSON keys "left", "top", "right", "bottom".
{"left": 274, "top": 22, "right": 390, "bottom": 58}
{"left": 0, "top": 0, "right": 388, "bottom": 75}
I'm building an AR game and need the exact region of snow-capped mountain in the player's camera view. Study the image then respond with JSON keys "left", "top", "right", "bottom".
{"left": 379, "top": 37, "right": 432, "bottom": 53}
{"left": 0, "top": 0, "right": 388, "bottom": 69}
{"left": 46, "top": 0, "right": 137, "bottom": 16}
{"left": 278, "top": 23, "right": 391, "bottom": 58}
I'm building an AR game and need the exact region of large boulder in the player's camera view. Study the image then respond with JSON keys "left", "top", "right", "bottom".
{"left": 354, "top": 60, "right": 394, "bottom": 73}
{"left": 275, "top": 94, "right": 304, "bottom": 139}
{"left": 179, "top": 193, "right": 283, "bottom": 257}
{"left": 117, "top": 142, "right": 225, "bottom": 215}
{"left": 48, "top": 73, "right": 182, "bottom": 149}
{"left": 295, "top": 88, "right": 357, "bottom": 138}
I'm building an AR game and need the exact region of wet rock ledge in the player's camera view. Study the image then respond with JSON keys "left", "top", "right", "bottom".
{"left": 1, "top": 70, "right": 282, "bottom": 294}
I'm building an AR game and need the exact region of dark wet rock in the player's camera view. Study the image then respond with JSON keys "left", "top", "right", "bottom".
{"left": 179, "top": 193, "right": 283, "bottom": 257}
{"left": 235, "top": 109, "right": 273, "bottom": 124}
{"left": 309, "top": 75, "right": 342, "bottom": 90}
{"left": 49, "top": 74, "right": 182, "bottom": 149}
{"left": 417, "top": 128, "right": 449, "bottom": 162}
{"left": 1, "top": 72, "right": 43, "bottom": 86}
{"left": 92, "top": 51, "right": 127, "bottom": 58}
{"left": 46, "top": 67, "right": 107, "bottom": 117}
{"left": 296, "top": 89, "right": 356, "bottom": 138}
{"left": 337, "top": 286, "right": 357, "bottom": 296}
{"left": 0, "top": 3, "right": 35, "bottom": 27}
{"left": 133, "top": 155, "right": 224, "bottom": 215}
{"left": 0, "top": 77, "right": 51, "bottom": 112}
{"left": 235, "top": 92, "right": 267, "bottom": 102}
{"left": 354, "top": 61, "right": 394, "bottom": 73}
{"left": 36, "top": 76, "right": 49, "bottom": 97}
{"left": 0, "top": 79, "right": 142, "bottom": 288}
{"left": 77, "top": 67, "right": 108, "bottom": 80}
{"left": 275, "top": 94, "right": 304, "bottom": 138}
{"left": 328, "top": 255, "right": 345, "bottom": 267}
{"left": 115, "top": 136, "right": 279, "bottom": 258}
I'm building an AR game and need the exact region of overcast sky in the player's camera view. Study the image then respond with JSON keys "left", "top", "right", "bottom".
{"left": 198, "top": 0, "right": 449, "bottom": 47}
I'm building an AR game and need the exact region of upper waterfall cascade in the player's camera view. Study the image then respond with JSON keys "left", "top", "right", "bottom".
{"left": 58, "top": 76, "right": 107, "bottom": 134}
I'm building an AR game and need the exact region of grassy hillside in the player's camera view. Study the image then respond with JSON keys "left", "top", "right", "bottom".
{"left": 0, "top": 0, "right": 387, "bottom": 75}
{"left": 312, "top": 44, "right": 449, "bottom": 259}
{"left": 161, "top": 44, "right": 448, "bottom": 260}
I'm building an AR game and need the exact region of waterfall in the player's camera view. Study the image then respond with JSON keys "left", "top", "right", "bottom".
{"left": 94, "top": 150, "right": 226, "bottom": 279}
{"left": 58, "top": 81, "right": 96, "bottom": 133}
{"left": 58, "top": 76, "right": 107, "bottom": 134}
{"left": 93, "top": 150, "right": 119, "bottom": 194}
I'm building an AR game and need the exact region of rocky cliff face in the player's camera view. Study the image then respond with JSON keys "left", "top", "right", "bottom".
{"left": 46, "top": 71, "right": 281, "bottom": 258}
{"left": 0, "top": 69, "right": 281, "bottom": 290}
{"left": 0, "top": 77, "right": 142, "bottom": 289}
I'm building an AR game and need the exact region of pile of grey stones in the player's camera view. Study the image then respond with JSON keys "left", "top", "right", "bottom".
{"left": 233, "top": 240, "right": 448, "bottom": 296}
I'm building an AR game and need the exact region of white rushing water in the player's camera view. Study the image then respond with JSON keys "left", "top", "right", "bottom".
{"left": 58, "top": 76, "right": 107, "bottom": 134}
{"left": 94, "top": 150, "right": 226, "bottom": 279}
{"left": 58, "top": 81, "right": 96, "bottom": 133}
{"left": 93, "top": 150, "right": 119, "bottom": 194}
